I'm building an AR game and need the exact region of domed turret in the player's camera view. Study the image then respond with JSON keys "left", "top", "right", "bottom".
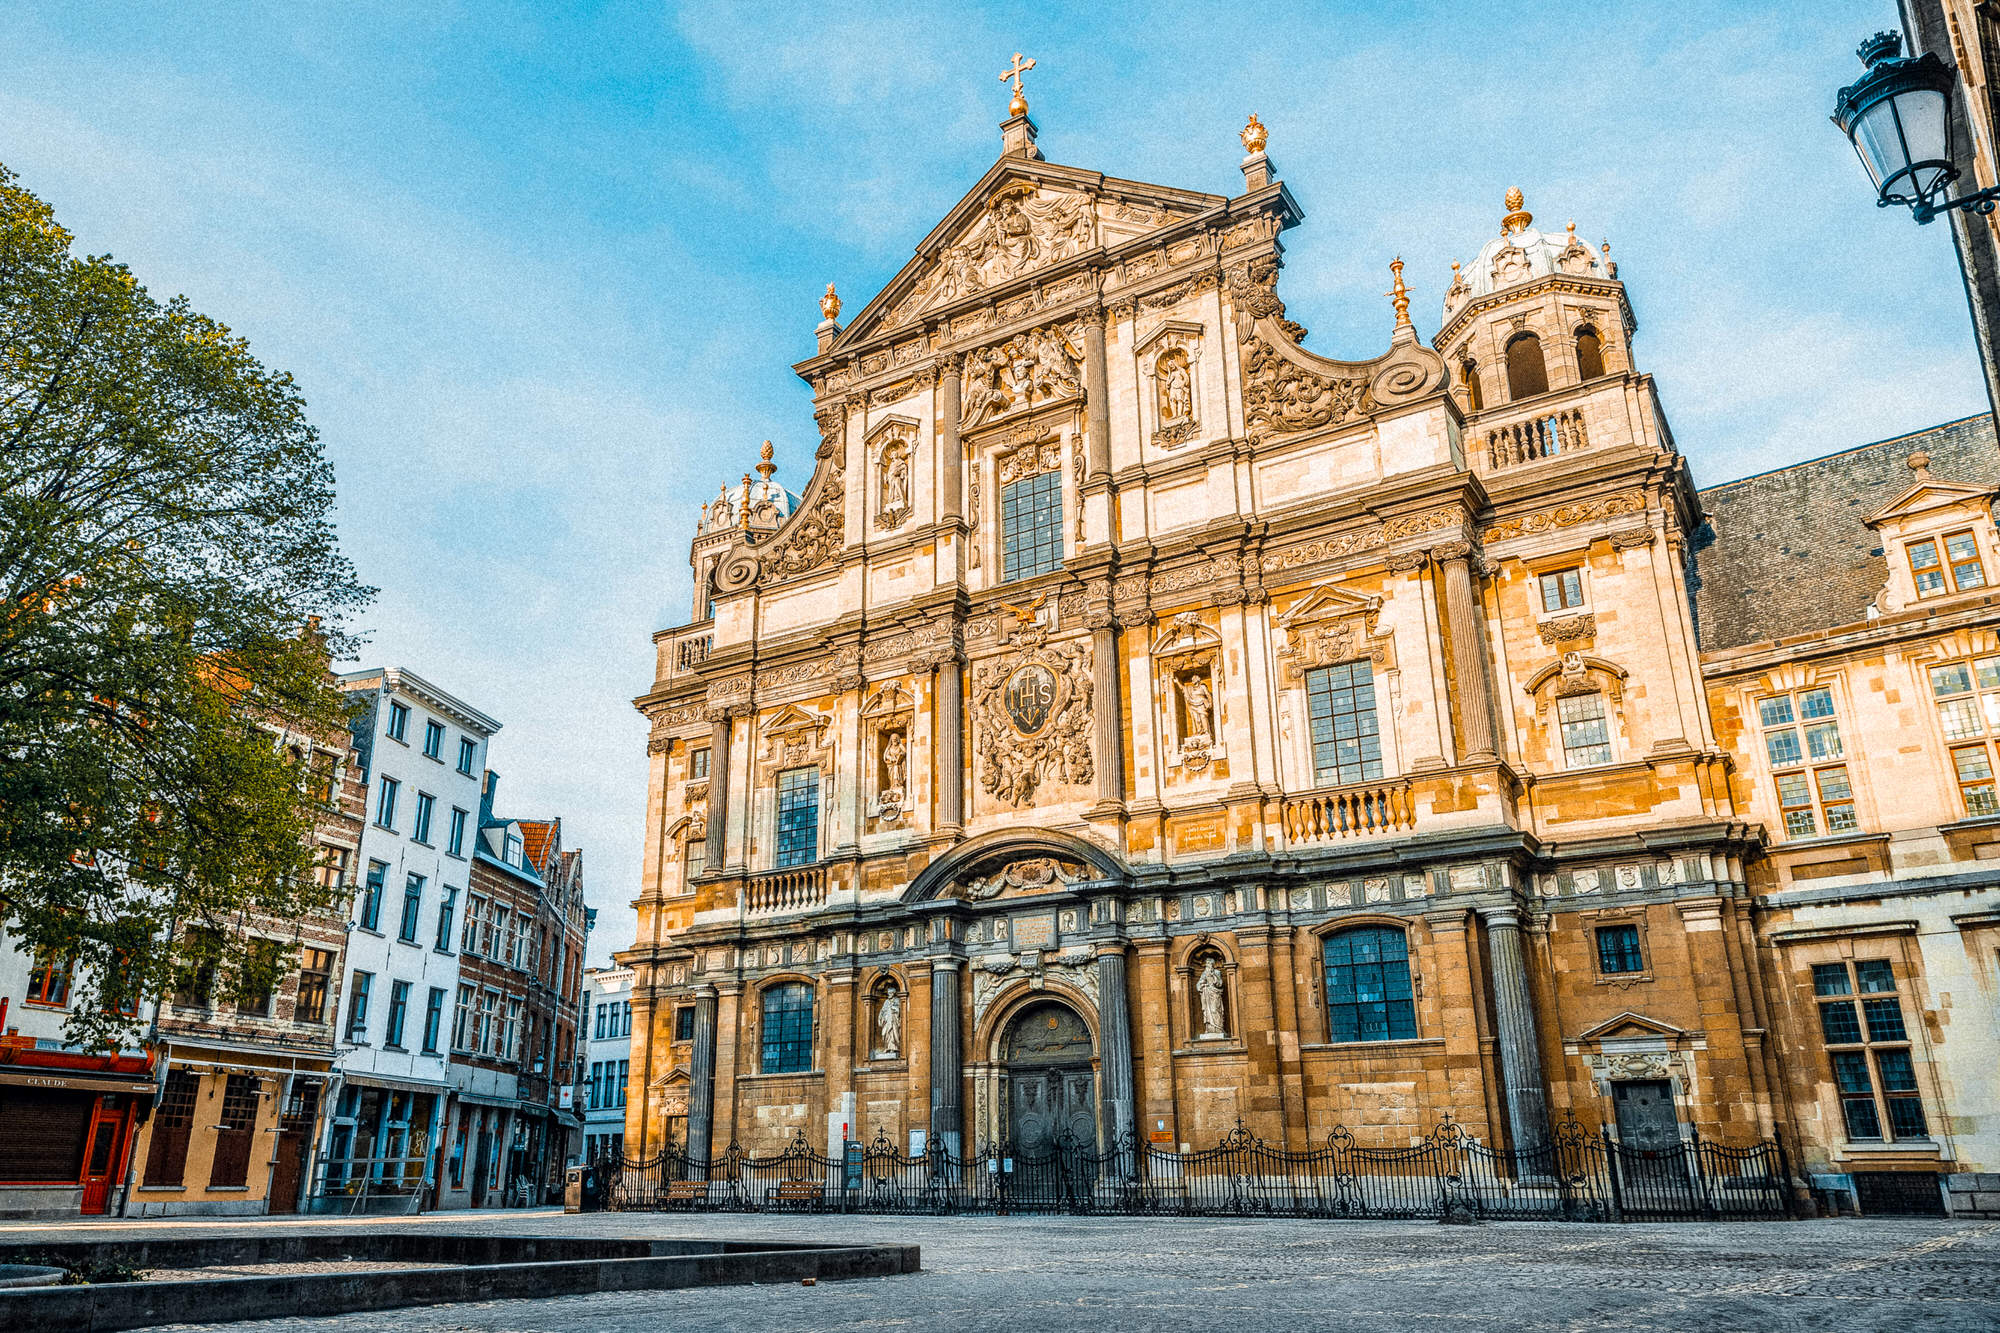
{"left": 696, "top": 442, "right": 799, "bottom": 539}
{"left": 1442, "top": 189, "right": 1614, "bottom": 324}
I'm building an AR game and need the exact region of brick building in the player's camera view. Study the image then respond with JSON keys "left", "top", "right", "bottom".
{"left": 439, "top": 777, "right": 587, "bottom": 1207}
{"left": 619, "top": 99, "right": 2000, "bottom": 1216}
{"left": 123, "top": 719, "right": 365, "bottom": 1216}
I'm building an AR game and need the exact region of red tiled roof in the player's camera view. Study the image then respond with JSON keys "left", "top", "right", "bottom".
{"left": 517, "top": 818, "right": 560, "bottom": 874}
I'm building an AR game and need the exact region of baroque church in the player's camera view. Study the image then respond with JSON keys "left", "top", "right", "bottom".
{"left": 621, "top": 72, "right": 2000, "bottom": 1216}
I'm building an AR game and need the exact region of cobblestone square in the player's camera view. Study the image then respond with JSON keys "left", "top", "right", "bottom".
{"left": 14, "top": 1209, "right": 1996, "bottom": 1332}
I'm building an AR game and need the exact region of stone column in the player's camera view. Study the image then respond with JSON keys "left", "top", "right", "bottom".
{"left": 704, "top": 714, "right": 732, "bottom": 867}
{"left": 1434, "top": 543, "right": 1497, "bottom": 762}
{"left": 1084, "top": 312, "right": 1112, "bottom": 478}
{"left": 934, "top": 654, "right": 965, "bottom": 831}
{"left": 1096, "top": 944, "right": 1136, "bottom": 1162}
{"left": 1091, "top": 622, "right": 1125, "bottom": 806}
{"left": 686, "top": 986, "right": 719, "bottom": 1174}
{"left": 1480, "top": 906, "right": 1549, "bottom": 1154}
{"left": 928, "top": 958, "right": 964, "bottom": 1157}
{"left": 938, "top": 359, "right": 963, "bottom": 523}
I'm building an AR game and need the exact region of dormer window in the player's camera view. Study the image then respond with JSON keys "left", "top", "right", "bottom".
{"left": 1907, "top": 530, "right": 1985, "bottom": 596}
{"left": 505, "top": 832, "right": 524, "bottom": 867}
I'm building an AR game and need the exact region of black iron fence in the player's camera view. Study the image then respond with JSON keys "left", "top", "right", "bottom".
{"left": 597, "top": 1114, "right": 1797, "bottom": 1223}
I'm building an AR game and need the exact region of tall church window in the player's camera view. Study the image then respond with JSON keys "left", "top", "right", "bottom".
{"left": 1505, "top": 332, "right": 1549, "bottom": 400}
{"left": 1323, "top": 926, "right": 1417, "bottom": 1043}
{"left": 1813, "top": 959, "right": 1927, "bottom": 1142}
{"left": 775, "top": 766, "right": 820, "bottom": 868}
{"left": 1001, "top": 471, "right": 1064, "bottom": 582}
{"left": 1557, "top": 693, "right": 1614, "bottom": 768}
{"left": 1574, "top": 325, "right": 1606, "bottom": 380}
{"left": 1304, "top": 662, "right": 1383, "bottom": 787}
{"left": 759, "top": 981, "right": 814, "bottom": 1074}
{"left": 1461, "top": 360, "right": 1484, "bottom": 411}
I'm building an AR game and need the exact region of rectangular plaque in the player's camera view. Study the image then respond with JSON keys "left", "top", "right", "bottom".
{"left": 1013, "top": 914, "right": 1056, "bottom": 950}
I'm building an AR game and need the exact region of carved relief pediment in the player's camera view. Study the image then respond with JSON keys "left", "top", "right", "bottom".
{"left": 1274, "top": 584, "right": 1391, "bottom": 679}
{"left": 860, "top": 682, "right": 915, "bottom": 720}
{"left": 761, "top": 703, "right": 831, "bottom": 765}
{"left": 826, "top": 161, "right": 1220, "bottom": 350}
{"left": 961, "top": 324, "right": 1084, "bottom": 430}
{"left": 1576, "top": 1011, "right": 1690, "bottom": 1045}
{"left": 1151, "top": 610, "right": 1224, "bottom": 660}
{"left": 959, "top": 855, "right": 1089, "bottom": 902}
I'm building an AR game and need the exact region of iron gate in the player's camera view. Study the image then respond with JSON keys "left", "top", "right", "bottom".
{"left": 599, "top": 1114, "right": 1797, "bottom": 1223}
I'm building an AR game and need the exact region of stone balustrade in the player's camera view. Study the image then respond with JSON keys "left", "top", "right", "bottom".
{"left": 745, "top": 865, "right": 827, "bottom": 915}
{"left": 1484, "top": 407, "right": 1589, "bottom": 470}
{"left": 1282, "top": 777, "right": 1417, "bottom": 845}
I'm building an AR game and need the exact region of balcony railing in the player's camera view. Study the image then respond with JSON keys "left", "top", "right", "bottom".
{"left": 1484, "top": 407, "right": 1589, "bottom": 470}
{"left": 676, "top": 634, "right": 713, "bottom": 672}
{"left": 1282, "top": 777, "right": 1417, "bottom": 846}
{"left": 746, "top": 865, "right": 827, "bottom": 915}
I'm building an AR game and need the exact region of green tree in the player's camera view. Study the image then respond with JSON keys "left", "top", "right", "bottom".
{"left": 0, "top": 161, "right": 371, "bottom": 1049}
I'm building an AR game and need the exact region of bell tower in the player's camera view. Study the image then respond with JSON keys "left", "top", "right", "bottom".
{"left": 1433, "top": 189, "right": 1635, "bottom": 448}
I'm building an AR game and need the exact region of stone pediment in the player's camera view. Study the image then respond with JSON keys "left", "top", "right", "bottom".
{"left": 829, "top": 159, "right": 1221, "bottom": 351}
{"left": 1863, "top": 478, "right": 1999, "bottom": 529}
{"left": 1575, "top": 1011, "right": 1689, "bottom": 1045}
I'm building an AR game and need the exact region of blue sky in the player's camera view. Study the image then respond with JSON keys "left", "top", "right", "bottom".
{"left": 2, "top": 1, "right": 1980, "bottom": 962}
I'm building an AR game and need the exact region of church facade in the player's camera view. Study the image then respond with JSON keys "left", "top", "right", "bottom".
{"left": 621, "top": 90, "right": 2000, "bottom": 1214}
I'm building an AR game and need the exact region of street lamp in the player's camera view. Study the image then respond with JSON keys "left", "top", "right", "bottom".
{"left": 1833, "top": 30, "right": 2000, "bottom": 225}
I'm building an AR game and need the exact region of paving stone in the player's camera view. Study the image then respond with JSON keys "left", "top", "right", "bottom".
{"left": 10, "top": 1207, "right": 1996, "bottom": 1332}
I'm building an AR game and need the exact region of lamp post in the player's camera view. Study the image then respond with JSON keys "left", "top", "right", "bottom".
{"left": 1834, "top": 30, "right": 2000, "bottom": 225}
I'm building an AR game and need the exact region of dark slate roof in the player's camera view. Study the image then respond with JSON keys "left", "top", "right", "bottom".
{"left": 1692, "top": 414, "right": 2000, "bottom": 652}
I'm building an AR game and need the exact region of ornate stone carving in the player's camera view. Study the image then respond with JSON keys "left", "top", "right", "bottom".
{"left": 962, "top": 325, "right": 1083, "bottom": 428}
{"left": 1538, "top": 612, "right": 1597, "bottom": 646}
{"left": 1482, "top": 491, "right": 1648, "bottom": 544}
{"left": 1152, "top": 613, "right": 1226, "bottom": 773}
{"left": 1137, "top": 321, "right": 1204, "bottom": 449}
{"left": 963, "top": 856, "right": 1087, "bottom": 901}
{"left": 873, "top": 421, "right": 916, "bottom": 531}
{"left": 1241, "top": 332, "right": 1370, "bottom": 441}
{"left": 1260, "top": 507, "right": 1461, "bottom": 576}
{"left": 1195, "top": 954, "right": 1228, "bottom": 1038}
{"left": 1608, "top": 525, "right": 1654, "bottom": 550}
{"left": 874, "top": 980, "right": 902, "bottom": 1058}
{"left": 1274, "top": 583, "right": 1391, "bottom": 680}
{"left": 861, "top": 683, "right": 915, "bottom": 823}
{"left": 997, "top": 436, "right": 1064, "bottom": 486}
{"left": 972, "top": 637, "right": 1093, "bottom": 805}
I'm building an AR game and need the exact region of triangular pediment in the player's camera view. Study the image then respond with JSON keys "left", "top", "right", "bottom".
{"left": 1576, "top": 1011, "right": 1689, "bottom": 1044}
{"left": 763, "top": 702, "right": 826, "bottom": 737}
{"left": 826, "top": 157, "right": 1224, "bottom": 353}
{"left": 1276, "top": 583, "right": 1382, "bottom": 629}
{"left": 1864, "top": 477, "right": 1998, "bottom": 529}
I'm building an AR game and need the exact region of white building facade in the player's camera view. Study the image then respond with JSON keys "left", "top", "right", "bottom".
{"left": 580, "top": 966, "right": 633, "bottom": 1161}
{"left": 322, "top": 666, "right": 501, "bottom": 1210}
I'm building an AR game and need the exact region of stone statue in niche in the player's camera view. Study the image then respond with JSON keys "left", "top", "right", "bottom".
{"left": 875, "top": 727, "right": 908, "bottom": 821}
{"left": 876, "top": 982, "right": 903, "bottom": 1058}
{"left": 1173, "top": 665, "right": 1217, "bottom": 773}
{"left": 877, "top": 439, "right": 911, "bottom": 529}
{"left": 1179, "top": 674, "right": 1213, "bottom": 744}
{"left": 1196, "top": 955, "right": 1227, "bottom": 1038}
{"left": 1160, "top": 350, "right": 1192, "bottom": 424}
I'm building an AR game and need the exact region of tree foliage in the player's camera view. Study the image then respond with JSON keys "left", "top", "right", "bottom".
{"left": 0, "top": 161, "right": 371, "bottom": 1048}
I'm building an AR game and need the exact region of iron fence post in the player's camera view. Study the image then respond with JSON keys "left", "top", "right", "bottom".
{"left": 1601, "top": 1128, "right": 1625, "bottom": 1223}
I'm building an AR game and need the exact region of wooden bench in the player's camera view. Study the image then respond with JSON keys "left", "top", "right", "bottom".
{"left": 663, "top": 1180, "right": 708, "bottom": 1208}
{"left": 767, "top": 1179, "right": 823, "bottom": 1211}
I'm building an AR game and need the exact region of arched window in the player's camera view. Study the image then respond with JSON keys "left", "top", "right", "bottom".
{"left": 759, "top": 981, "right": 814, "bottom": 1073}
{"left": 1322, "top": 926, "right": 1417, "bottom": 1043}
{"left": 1461, "top": 360, "right": 1484, "bottom": 412}
{"left": 1574, "top": 325, "right": 1605, "bottom": 381}
{"left": 1505, "top": 332, "right": 1549, "bottom": 400}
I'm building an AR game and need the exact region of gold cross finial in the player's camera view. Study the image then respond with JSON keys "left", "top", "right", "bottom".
{"left": 1000, "top": 51, "right": 1036, "bottom": 117}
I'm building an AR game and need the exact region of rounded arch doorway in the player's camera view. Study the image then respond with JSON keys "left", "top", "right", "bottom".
{"left": 1001, "top": 999, "right": 1097, "bottom": 1155}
